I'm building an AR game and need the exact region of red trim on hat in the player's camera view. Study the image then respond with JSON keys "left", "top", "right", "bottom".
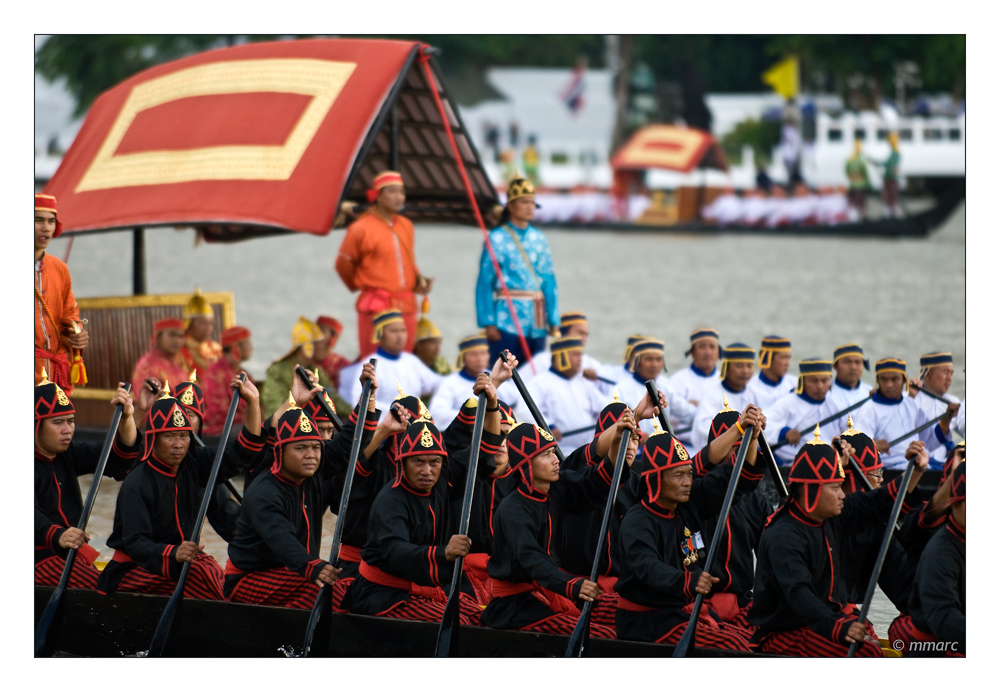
{"left": 154, "top": 318, "right": 185, "bottom": 334}
{"left": 221, "top": 326, "right": 251, "bottom": 348}
{"left": 316, "top": 316, "right": 342, "bottom": 333}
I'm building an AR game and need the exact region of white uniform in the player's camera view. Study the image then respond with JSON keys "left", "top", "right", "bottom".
{"left": 519, "top": 351, "right": 612, "bottom": 394}
{"left": 912, "top": 389, "right": 961, "bottom": 468}
{"left": 764, "top": 391, "right": 843, "bottom": 466}
{"left": 852, "top": 394, "right": 952, "bottom": 471}
{"left": 613, "top": 372, "right": 697, "bottom": 440}
{"left": 746, "top": 372, "right": 797, "bottom": 412}
{"left": 524, "top": 369, "right": 606, "bottom": 454}
{"left": 827, "top": 378, "right": 875, "bottom": 430}
{"left": 690, "top": 382, "right": 758, "bottom": 453}
{"left": 429, "top": 370, "right": 524, "bottom": 430}
{"left": 954, "top": 398, "right": 966, "bottom": 440}
{"left": 667, "top": 363, "right": 720, "bottom": 409}
{"left": 345, "top": 348, "right": 442, "bottom": 422}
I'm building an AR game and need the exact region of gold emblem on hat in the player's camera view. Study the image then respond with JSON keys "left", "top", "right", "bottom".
{"left": 675, "top": 441, "right": 689, "bottom": 461}
{"left": 55, "top": 384, "right": 70, "bottom": 407}
{"left": 539, "top": 427, "right": 554, "bottom": 442}
{"left": 838, "top": 461, "right": 845, "bottom": 478}
{"left": 420, "top": 424, "right": 435, "bottom": 448}
{"left": 299, "top": 413, "right": 314, "bottom": 433}
{"left": 180, "top": 388, "right": 195, "bottom": 406}
{"left": 322, "top": 392, "right": 336, "bottom": 412}
{"left": 172, "top": 407, "right": 186, "bottom": 427}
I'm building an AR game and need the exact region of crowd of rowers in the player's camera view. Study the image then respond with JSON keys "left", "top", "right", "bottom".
{"left": 34, "top": 309, "right": 965, "bottom": 657}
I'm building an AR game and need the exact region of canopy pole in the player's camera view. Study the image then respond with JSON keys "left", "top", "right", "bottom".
{"left": 133, "top": 228, "right": 146, "bottom": 296}
{"left": 418, "top": 51, "right": 537, "bottom": 374}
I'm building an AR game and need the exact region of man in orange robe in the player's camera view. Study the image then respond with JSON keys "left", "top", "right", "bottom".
{"left": 34, "top": 193, "right": 89, "bottom": 394}
{"left": 335, "top": 170, "right": 433, "bottom": 357}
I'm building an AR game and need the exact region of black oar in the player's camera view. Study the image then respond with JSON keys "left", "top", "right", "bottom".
{"left": 435, "top": 390, "right": 488, "bottom": 657}
{"left": 192, "top": 430, "right": 242, "bottom": 503}
{"left": 501, "top": 349, "right": 566, "bottom": 463}
{"left": 565, "top": 424, "right": 632, "bottom": 657}
{"left": 301, "top": 357, "right": 377, "bottom": 657}
{"left": 886, "top": 412, "right": 949, "bottom": 450}
{"left": 672, "top": 429, "right": 755, "bottom": 658}
{"left": 295, "top": 365, "right": 343, "bottom": 432}
{"left": 847, "top": 455, "right": 918, "bottom": 657}
{"left": 147, "top": 374, "right": 245, "bottom": 657}
{"left": 771, "top": 394, "right": 873, "bottom": 451}
{"left": 910, "top": 383, "right": 951, "bottom": 405}
{"left": 35, "top": 383, "right": 131, "bottom": 658}
{"left": 644, "top": 379, "right": 674, "bottom": 436}
{"left": 756, "top": 435, "right": 788, "bottom": 498}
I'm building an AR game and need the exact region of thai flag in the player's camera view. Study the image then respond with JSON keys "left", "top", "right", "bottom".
{"left": 561, "top": 66, "right": 585, "bottom": 115}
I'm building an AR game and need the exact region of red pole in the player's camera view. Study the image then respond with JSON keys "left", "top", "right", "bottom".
{"left": 418, "top": 53, "right": 537, "bottom": 374}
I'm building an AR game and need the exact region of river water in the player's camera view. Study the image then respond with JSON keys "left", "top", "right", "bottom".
{"left": 51, "top": 198, "right": 966, "bottom": 642}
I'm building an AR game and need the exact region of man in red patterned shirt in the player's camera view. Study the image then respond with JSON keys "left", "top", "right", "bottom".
{"left": 202, "top": 326, "right": 255, "bottom": 438}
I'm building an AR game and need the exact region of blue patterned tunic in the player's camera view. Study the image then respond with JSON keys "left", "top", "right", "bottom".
{"left": 475, "top": 223, "right": 558, "bottom": 339}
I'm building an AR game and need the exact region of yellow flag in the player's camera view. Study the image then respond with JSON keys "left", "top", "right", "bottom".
{"left": 762, "top": 56, "right": 799, "bottom": 100}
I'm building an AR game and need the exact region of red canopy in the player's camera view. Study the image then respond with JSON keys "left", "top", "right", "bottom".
{"left": 43, "top": 39, "right": 496, "bottom": 241}
{"left": 611, "top": 124, "right": 728, "bottom": 174}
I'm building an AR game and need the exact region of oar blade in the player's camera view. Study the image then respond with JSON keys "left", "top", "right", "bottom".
{"left": 302, "top": 584, "right": 333, "bottom": 658}
{"left": 34, "top": 586, "right": 66, "bottom": 657}
{"left": 564, "top": 601, "right": 593, "bottom": 657}
{"left": 672, "top": 620, "right": 697, "bottom": 657}
{"left": 434, "top": 592, "right": 462, "bottom": 657}
{"left": 146, "top": 582, "right": 186, "bottom": 657}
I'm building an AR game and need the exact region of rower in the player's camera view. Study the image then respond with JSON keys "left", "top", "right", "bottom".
{"left": 613, "top": 338, "right": 696, "bottom": 443}
{"left": 887, "top": 461, "right": 965, "bottom": 657}
{"left": 224, "top": 363, "right": 381, "bottom": 610}
{"left": 523, "top": 335, "right": 607, "bottom": 453}
{"left": 690, "top": 343, "right": 758, "bottom": 452}
{"left": 174, "top": 377, "right": 241, "bottom": 543}
{"left": 827, "top": 343, "right": 874, "bottom": 419}
{"left": 851, "top": 357, "right": 956, "bottom": 470}
{"left": 340, "top": 375, "right": 502, "bottom": 624}
{"left": 614, "top": 425, "right": 758, "bottom": 650}
{"left": 911, "top": 351, "right": 962, "bottom": 468}
{"left": 839, "top": 419, "right": 923, "bottom": 614}
{"left": 747, "top": 427, "right": 928, "bottom": 656}
{"left": 746, "top": 335, "right": 796, "bottom": 410}
{"left": 666, "top": 326, "right": 722, "bottom": 410}
{"left": 689, "top": 402, "right": 770, "bottom": 633}
{"left": 520, "top": 312, "right": 616, "bottom": 393}
{"left": 430, "top": 333, "right": 494, "bottom": 429}
{"left": 35, "top": 375, "right": 137, "bottom": 589}
{"left": 340, "top": 309, "right": 442, "bottom": 422}
{"left": 480, "top": 415, "right": 637, "bottom": 639}
{"left": 764, "top": 358, "right": 842, "bottom": 465}
{"left": 97, "top": 376, "right": 264, "bottom": 601}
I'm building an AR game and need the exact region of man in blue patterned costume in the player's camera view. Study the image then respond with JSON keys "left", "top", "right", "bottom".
{"left": 476, "top": 178, "right": 559, "bottom": 365}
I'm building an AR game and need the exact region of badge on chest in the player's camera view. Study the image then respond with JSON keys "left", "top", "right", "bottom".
{"left": 681, "top": 527, "right": 705, "bottom": 567}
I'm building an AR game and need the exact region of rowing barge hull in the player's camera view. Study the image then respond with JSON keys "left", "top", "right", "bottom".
{"left": 34, "top": 586, "right": 773, "bottom": 657}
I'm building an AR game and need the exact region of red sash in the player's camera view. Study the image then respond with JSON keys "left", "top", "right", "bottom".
{"left": 490, "top": 578, "right": 579, "bottom": 616}
{"left": 704, "top": 592, "right": 740, "bottom": 622}
{"left": 223, "top": 559, "right": 246, "bottom": 577}
{"left": 111, "top": 549, "right": 133, "bottom": 563}
{"left": 616, "top": 596, "right": 658, "bottom": 613}
{"left": 338, "top": 544, "right": 363, "bottom": 563}
{"left": 360, "top": 560, "right": 446, "bottom": 602}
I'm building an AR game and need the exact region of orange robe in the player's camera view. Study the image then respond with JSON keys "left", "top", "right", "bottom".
{"left": 34, "top": 253, "right": 81, "bottom": 394}
{"left": 335, "top": 211, "right": 420, "bottom": 355}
